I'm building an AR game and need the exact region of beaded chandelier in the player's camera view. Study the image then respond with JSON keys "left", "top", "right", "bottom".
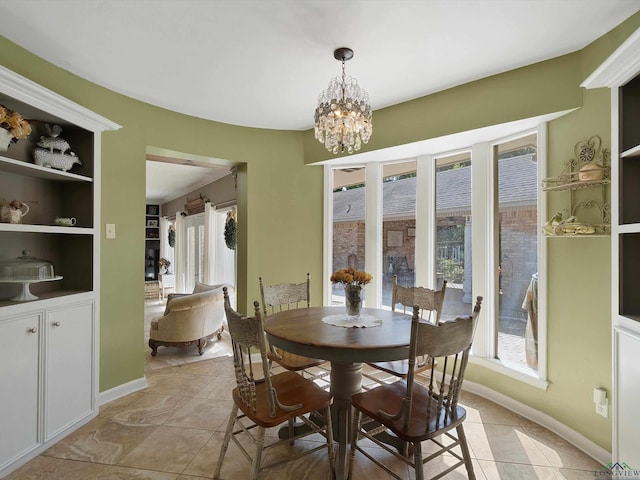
{"left": 314, "top": 48, "right": 373, "bottom": 154}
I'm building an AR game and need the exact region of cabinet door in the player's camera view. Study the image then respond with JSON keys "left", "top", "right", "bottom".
{"left": 0, "top": 313, "right": 41, "bottom": 469}
{"left": 45, "top": 302, "right": 95, "bottom": 440}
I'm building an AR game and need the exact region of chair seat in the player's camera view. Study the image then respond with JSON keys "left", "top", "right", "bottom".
{"left": 351, "top": 380, "right": 466, "bottom": 443}
{"left": 268, "top": 348, "right": 326, "bottom": 372}
{"left": 233, "top": 371, "right": 332, "bottom": 428}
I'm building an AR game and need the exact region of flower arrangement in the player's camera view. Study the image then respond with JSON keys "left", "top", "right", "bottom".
{"left": 330, "top": 268, "right": 372, "bottom": 288}
{"left": 0, "top": 104, "right": 32, "bottom": 143}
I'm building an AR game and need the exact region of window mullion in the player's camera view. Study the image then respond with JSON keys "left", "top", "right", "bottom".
{"left": 416, "top": 155, "right": 435, "bottom": 287}
{"left": 364, "top": 164, "right": 382, "bottom": 307}
{"left": 470, "top": 141, "right": 495, "bottom": 358}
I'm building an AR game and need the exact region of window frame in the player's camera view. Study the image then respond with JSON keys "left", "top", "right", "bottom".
{"left": 323, "top": 124, "right": 548, "bottom": 386}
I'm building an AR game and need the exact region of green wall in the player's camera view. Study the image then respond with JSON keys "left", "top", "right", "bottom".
{"left": 0, "top": 36, "right": 324, "bottom": 390}
{"left": 1, "top": 10, "right": 639, "bottom": 453}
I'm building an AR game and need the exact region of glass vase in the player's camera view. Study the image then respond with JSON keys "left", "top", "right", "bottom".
{"left": 344, "top": 284, "right": 362, "bottom": 316}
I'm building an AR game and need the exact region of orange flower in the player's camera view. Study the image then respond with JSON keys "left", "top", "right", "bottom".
{"left": 0, "top": 104, "right": 32, "bottom": 142}
{"left": 331, "top": 268, "right": 372, "bottom": 287}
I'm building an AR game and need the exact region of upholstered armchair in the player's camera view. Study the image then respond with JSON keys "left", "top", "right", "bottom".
{"left": 149, "top": 282, "right": 232, "bottom": 356}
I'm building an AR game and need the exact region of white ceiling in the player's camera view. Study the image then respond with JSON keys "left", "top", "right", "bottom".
{"left": 145, "top": 160, "right": 230, "bottom": 204}
{"left": 1, "top": 0, "right": 638, "bottom": 199}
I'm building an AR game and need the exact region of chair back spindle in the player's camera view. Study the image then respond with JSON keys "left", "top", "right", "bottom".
{"left": 379, "top": 296, "right": 482, "bottom": 433}
{"left": 223, "top": 287, "right": 302, "bottom": 418}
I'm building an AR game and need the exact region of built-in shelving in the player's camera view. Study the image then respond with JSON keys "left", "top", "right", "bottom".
{"left": 145, "top": 204, "right": 160, "bottom": 280}
{"left": 581, "top": 24, "right": 640, "bottom": 467}
{"left": 0, "top": 65, "right": 119, "bottom": 478}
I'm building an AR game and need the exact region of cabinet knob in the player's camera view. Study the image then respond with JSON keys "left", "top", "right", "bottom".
{"left": 28, "top": 327, "right": 38, "bottom": 334}
{"left": 53, "top": 321, "right": 61, "bottom": 327}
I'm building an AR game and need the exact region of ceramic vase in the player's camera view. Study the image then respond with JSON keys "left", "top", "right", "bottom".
{"left": 344, "top": 284, "right": 362, "bottom": 316}
{"left": 0, "top": 128, "right": 13, "bottom": 152}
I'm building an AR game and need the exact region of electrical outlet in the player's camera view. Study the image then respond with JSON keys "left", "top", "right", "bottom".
{"left": 596, "top": 403, "right": 608, "bottom": 418}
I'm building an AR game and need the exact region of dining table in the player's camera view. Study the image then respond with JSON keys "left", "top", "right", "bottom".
{"left": 263, "top": 305, "right": 414, "bottom": 480}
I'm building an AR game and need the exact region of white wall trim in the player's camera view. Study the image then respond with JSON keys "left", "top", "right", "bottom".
{"left": 464, "top": 379, "right": 611, "bottom": 466}
{"left": 582, "top": 27, "right": 640, "bottom": 88}
{"left": 98, "top": 377, "right": 148, "bottom": 406}
{"left": 0, "top": 66, "right": 121, "bottom": 132}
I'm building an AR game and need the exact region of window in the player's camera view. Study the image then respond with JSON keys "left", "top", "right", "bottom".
{"left": 331, "top": 167, "right": 366, "bottom": 306}
{"left": 495, "top": 134, "right": 539, "bottom": 371}
{"left": 435, "top": 152, "right": 472, "bottom": 321}
{"left": 325, "top": 127, "right": 545, "bottom": 382}
{"left": 382, "top": 161, "right": 417, "bottom": 308}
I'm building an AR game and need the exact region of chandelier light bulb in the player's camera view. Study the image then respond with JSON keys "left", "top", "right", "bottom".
{"left": 314, "top": 47, "right": 373, "bottom": 154}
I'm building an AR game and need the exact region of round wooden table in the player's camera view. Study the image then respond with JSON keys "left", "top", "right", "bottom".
{"left": 263, "top": 306, "right": 413, "bottom": 480}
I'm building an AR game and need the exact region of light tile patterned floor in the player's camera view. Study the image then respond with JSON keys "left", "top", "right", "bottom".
{"left": 4, "top": 302, "right": 605, "bottom": 479}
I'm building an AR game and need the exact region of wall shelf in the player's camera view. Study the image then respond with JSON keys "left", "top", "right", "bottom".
{"left": 0, "top": 155, "right": 92, "bottom": 182}
{"left": 542, "top": 136, "right": 610, "bottom": 237}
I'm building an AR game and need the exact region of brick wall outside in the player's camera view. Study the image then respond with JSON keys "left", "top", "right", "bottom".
{"left": 332, "top": 205, "right": 538, "bottom": 319}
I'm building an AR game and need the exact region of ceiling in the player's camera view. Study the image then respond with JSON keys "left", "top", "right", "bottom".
{"left": 145, "top": 158, "right": 231, "bottom": 204}
{"left": 1, "top": 0, "right": 638, "bottom": 200}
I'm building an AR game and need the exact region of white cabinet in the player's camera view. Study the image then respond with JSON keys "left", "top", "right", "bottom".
{"left": 0, "top": 313, "right": 41, "bottom": 470}
{"left": 0, "top": 66, "right": 119, "bottom": 477}
{"left": 45, "top": 301, "right": 95, "bottom": 440}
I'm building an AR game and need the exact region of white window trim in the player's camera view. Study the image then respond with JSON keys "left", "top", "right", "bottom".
{"left": 323, "top": 123, "right": 548, "bottom": 384}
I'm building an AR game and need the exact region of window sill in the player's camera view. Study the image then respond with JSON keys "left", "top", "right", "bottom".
{"left": 469, "top": 355, "right": 549, "bottom": 390}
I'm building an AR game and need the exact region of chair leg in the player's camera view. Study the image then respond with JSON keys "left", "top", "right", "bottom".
{"left": 324, "top": 406, "right": 336, "bottom": 478}
{"left": 347, "top": 410, "right": 361, "bottom": 480}
{"left": 456, "top": 424, "right": 476, "bottom": 480}
{"left": 413, "top": 440, "right": 424, "bottom": 480}
{"left": 214, "top": 403, "right": 238, "bottom": 479}
{"left": 288, "top": 418, "right": 295, "bottom": 445}
{"left": 251, "top": 426, "right": 266, "bottom": 480}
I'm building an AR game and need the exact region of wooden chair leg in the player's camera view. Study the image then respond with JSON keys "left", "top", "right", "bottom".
{"left": 457, "top": 424, "right": 476, "bottom": 480}
{"left": 251, "top": 426, "right": 266, "bottom": 480}
{"left": 347, "top": 410, "right": 361, "bottom": 480}
{"left": 413, "top": 440, "right": 424, "bottom": 480}
{"left": 214, "top": 403, "right": 238, "bottom": 479}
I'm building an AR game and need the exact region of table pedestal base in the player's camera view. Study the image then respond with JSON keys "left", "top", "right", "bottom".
{"left": 330, "top": 362, "right": 362, "bottom": 479}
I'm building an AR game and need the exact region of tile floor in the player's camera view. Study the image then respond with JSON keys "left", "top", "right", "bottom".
{"left": 4, "top": 301, "right": 605, "bottom": 479}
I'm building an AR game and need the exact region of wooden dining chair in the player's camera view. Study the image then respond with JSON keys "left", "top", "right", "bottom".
{"left": 364, "top": 276, "right": 447, "bottom": 385}
{"left": 348, "top": 296, "right": 483, "bottom": 480}
{"left": 259, "top": 273, "right": 329, "bottom": 380}
{"left": 214, "top": 287, "right": 335, "bottom": 480}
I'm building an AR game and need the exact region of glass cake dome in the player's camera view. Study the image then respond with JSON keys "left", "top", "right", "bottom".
{"left": 0, "top": 250, "right": 56, "bottom": 279}
{"left": 0, "top": 250, "right": 62, "bottom": 301}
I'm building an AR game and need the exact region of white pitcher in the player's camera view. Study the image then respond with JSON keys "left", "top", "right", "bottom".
{"left": 1, "top": 202, "right": 29, "bottom": 224}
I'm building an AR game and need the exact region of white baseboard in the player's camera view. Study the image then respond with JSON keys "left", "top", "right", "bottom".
{"left": 98, "top": 376, "right": 148, "bottom": 406}
{"left": 464, "top": 379, "right": 611, "bottom": 466}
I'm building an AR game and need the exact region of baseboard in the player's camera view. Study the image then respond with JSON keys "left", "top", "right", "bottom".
{"left": 98, "top": 376, "right": 148, "bottom": 406}
{"left": 464, "top": 379, "right": 611, "bottom": 466}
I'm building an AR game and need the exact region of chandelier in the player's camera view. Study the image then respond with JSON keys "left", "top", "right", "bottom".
{"left": 314, "top": 47, "right": 373, "bottom": 154}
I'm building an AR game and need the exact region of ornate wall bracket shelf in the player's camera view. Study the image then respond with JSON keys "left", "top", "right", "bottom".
{"left": 542, "top": 136, "right": 610, "bottom": 237}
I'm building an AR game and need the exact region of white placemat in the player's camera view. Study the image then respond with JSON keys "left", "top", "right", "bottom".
{"left": 321, "top": 313, "right": 383, "bottom": 328}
